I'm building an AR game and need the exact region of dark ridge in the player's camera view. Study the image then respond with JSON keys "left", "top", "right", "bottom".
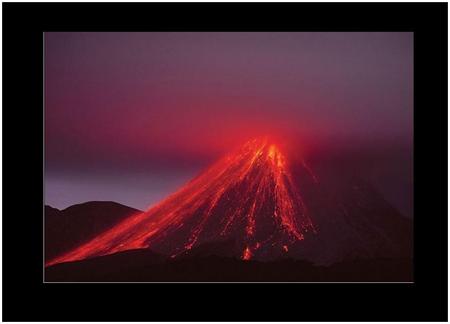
{"left": 45, "top": 201, "right": 142, "bottom": 261}
{"left": 45, "top": 248, "right": 412, "bottom": 282}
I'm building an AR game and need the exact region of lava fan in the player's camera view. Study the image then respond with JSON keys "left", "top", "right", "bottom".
{"left": 46, "top": 138, "right": 320, "bottom": 266}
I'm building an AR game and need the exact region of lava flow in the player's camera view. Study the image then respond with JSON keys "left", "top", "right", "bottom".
{"left": 46, "top": 138, "right": 318, "bottom": 266}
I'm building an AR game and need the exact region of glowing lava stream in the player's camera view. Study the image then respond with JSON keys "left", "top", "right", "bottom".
{"left": 46, "top": 138, "right": 317, "bottom": 266}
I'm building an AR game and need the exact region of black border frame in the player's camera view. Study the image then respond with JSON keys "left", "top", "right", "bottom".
{"left": 3, "top": 2, "right": 447, "bottom": 321}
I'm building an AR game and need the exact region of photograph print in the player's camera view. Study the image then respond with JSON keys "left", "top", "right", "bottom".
{"left": 44, "top": 32, "right": 413, "bottom": 282}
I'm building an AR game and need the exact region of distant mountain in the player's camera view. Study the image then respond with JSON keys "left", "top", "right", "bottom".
{"left": 46, "top": 138, "right": 412, "bottom": 267}
{"left": 45, "top": 201, "right": 141, "bottom": 262}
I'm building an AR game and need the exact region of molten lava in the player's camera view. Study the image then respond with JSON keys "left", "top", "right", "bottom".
{"left": 46, "top": 138, "right": 318, "bottom": 266}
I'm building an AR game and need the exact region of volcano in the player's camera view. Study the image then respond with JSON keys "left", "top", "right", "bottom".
{"left": 46, "top": 138, "right": 412, "bottom": 267}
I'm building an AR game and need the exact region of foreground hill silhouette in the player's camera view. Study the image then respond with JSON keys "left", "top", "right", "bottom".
{"left": 45, "top": 246, "right": 412, "bottom": 282}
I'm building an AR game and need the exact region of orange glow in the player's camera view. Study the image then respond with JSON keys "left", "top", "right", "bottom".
{"left": 268, "top": 145, "right": 276, "bottom": 160}
{"left": 242, "top": 247, "right": 252, "bottom": 260}
{"left": 46, "top": 137, "right": 318, "bottom": 267}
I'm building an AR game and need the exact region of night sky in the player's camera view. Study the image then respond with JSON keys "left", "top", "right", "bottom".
{"left": 45, "top": 32, "right": 413, "bottom": 214}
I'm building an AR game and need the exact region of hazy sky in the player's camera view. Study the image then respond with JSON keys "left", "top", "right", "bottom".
{"left": 45, "top": 32, "right": 413, "bottom": 212}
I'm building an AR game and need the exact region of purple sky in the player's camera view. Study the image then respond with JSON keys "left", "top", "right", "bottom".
{"left": 45, "top": 32, "right": 413, "bottom": 213}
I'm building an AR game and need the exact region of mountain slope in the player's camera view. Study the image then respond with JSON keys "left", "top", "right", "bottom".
{"left": 46, "top": 138, "right": 412, "bottom": 266}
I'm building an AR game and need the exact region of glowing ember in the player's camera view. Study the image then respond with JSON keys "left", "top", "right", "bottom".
{"left": 242, "top": 247, "right": 252, "bottom": 260}
{"left": 46, "top": 137, "right": 317, "bottom": 266}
